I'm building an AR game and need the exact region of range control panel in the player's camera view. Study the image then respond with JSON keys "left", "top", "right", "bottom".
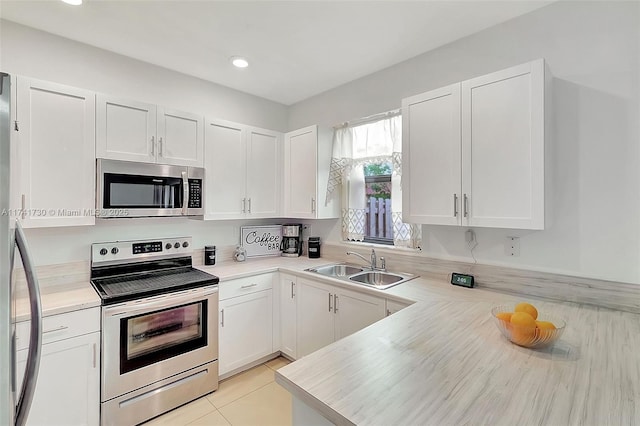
{"left": 92, "top": 237, "right": 192, "bottom": 265}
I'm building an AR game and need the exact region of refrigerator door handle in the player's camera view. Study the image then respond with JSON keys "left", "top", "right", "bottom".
{"left": 14, "top": 220, "right": 42, "bottom": 426}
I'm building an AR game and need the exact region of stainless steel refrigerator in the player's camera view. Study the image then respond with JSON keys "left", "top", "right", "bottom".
{"left": 0, "top": 73, "right": 43, "bottom": 426}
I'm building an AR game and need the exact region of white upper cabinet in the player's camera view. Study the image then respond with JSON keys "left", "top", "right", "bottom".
{"left": 15, "top": 77, "right": 96, "bottom": 228}
{"left": 283, "top": 125, "right": 339, "bottom": 219}
{"left": 156, "top": 107, "right": 204, "bottom": 167}
{"left": 204, "top": 118, "right": 281, "bottom": 220}
{"left": 403, "top": 83, "right": 461, "bottom": 226}
{"left": 402, "top": 59, "right": 546, "bottom": 230}
{"left": 96, "top": 95, "right": 204, "bottom": 167}
{"left": 461, "top": 60, "right": 545, "bottom": 229}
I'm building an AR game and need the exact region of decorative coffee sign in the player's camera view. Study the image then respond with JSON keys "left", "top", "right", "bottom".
{"left": 240, "top": 225, "right": 282, "bottom": 258}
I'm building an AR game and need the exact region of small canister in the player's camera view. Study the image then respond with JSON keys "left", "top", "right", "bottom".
{"left": 204, "top": 245, "right": 216, "bottom": 265}
{"left": 308, "top": 237, "right": 321, "bottom": 258}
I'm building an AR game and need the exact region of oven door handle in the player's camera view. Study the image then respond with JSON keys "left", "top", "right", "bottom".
{"left": 104, "top": 287, "right": 218, "bottom": 317}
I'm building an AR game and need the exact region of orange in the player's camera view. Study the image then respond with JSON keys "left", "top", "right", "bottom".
{"left": 515, "top": 302, "right": 538, "bottom": 320}
{"left": 496, "top": 312, "right": 513, "bottom": 323}
{"left": 535, "top": 320, "right": 556, "bottom": 342}
{"left": 510, "top": 312, "right": 536, "bottom": 346}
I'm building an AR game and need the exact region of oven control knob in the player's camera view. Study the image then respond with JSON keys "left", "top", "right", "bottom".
{"left": 165, "top": 243, "right": 172, "bottom": 250}
{"left": 182, "top": 241, "right": 189, "bottom": 248}
{"left": 174, "top": 242, "right": 180, "bottom": 249}
{"left": 111, "top": 247, "right": 119, "bottom": 255}
{"left": 99, "top": 248, "right": 108, "bottom": 256}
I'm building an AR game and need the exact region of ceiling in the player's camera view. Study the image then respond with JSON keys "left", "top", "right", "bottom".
{"left": 0, "top": 0, "right": 553, "bottom": 105}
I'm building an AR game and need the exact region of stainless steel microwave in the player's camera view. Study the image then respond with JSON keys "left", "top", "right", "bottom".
{"left": 96, "top": 159, "right": 204, "bottom": 218}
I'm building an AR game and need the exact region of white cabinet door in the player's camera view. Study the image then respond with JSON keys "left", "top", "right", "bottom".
{"left": 204, "top": 119, "right": 246, "bottom": 219}
{"left": 219, "top": 290, "right": 273, "bottom": 376}
{"left": 402, "top": 83, "right": 462, "bottom": 226}
{"left": 296, "top": 279, "right": 334, "bottom": 358}
{"left": 279, "top": 274, "right": 297, "bottom": 359}
{"left": 156, "top": 107, "right": 203, "bottom": 167}
{"left": 462, "top": 59, "right": 545, "bottom": 230}
{"left": 334, "top": 287, "right": 386, "bottom": 340}
{"left": 16, "top": 78, "right": 95, "bottom": 227}
{"left": 16, "top": 332, "right": 100, "bottom": 426}
{"left": 284, "top": 126, "right": 317, "bottom": 218}
{"left": 246, "top": 127, "right": 280, "bottom": 218}
{"left": 96, "top": 95, "right": 156, "bottom": 163}
{"left": 386, "top": 299, "right": 412, "bottom": 316}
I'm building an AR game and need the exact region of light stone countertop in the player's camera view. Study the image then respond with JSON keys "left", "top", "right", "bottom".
{"left": 274, "top": 269, "right": 640, "bottom": 425}
{"left": 17, "top": 256, "right": 640, "bottom": 426}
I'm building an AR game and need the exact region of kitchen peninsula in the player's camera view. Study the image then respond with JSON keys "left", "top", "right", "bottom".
{"left": 275, "top": 268, "right": 640, "bottom": 425}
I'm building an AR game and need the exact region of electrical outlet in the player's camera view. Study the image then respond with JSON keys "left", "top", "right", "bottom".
{"left": 465, "top": 229, "right": 476, "bottom": 244}
{"left": 505, "top": 237, "right": 520, "bottom": 257}
{"left": 302, "top": 224, "right": 312, "bottom": 241}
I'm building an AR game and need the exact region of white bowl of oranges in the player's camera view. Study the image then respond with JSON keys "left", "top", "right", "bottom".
{"left": 491, "top": 302, "right": 565, "bottom": 349}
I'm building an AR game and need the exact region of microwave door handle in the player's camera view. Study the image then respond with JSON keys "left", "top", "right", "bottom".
{"left": 14, "top": 220, "right": 43, "bottom": 426}
{"left": 182, "top": 171, "right": 188, "bottom": 215}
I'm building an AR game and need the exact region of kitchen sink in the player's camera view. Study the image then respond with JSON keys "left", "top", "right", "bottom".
{"left": 306, "top": 264, "right": 364, "bottom": 277}
{"left": 349, "top": 271, "right": 404, "bottom": 287}
{"left": 305, "top": 263, "right": 417, "bottom": 290}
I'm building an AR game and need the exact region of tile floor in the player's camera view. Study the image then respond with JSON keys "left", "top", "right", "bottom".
{"left": 145, "top": 357, "right": 292, "bottom": 426}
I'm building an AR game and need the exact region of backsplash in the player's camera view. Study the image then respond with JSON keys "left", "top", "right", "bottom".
{"left": 321, "top": 243, "right": 640, "bottom": 314}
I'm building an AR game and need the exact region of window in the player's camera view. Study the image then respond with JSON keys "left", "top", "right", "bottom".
{"left": 326, "top": 113, "right": 421, "bottom": 248}
{"left": 363, "top": 162, "right": 393, "bottom": 245}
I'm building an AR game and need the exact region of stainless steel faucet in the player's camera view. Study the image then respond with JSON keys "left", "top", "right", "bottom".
{"left": 346, "top": 249, "right": 377, "bottom": 270}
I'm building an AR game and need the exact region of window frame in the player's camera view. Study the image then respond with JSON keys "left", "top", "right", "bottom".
{"left": 362, "top": 172, "right": 394, "bottom": 245}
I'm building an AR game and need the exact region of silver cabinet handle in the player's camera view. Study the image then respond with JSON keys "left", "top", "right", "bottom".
{"left": 463, "top": 194, "right": 469, "bottom": 218}
{"left": 247, "top": 198, "right": 251, "bottom": 213}
{"left": 151, "top": 136, "right": 155, "bottom": 155}
{"left": 21, "top": 194, "right": 26, "bottom": 219}
{"left": 92, "top": 343, "right": 97, "bottom": 369}
{"left": 453, "top": 194, "right": 458, "bottom": 217}
{"left": 386, "top": 309, "right": 391, "bottom": 317}
{"left": 158, "top": 137, "right": 163, "bottom": 157}
{"left": 43, "top": 325, "right": 69, "bottom": 334}
{"left": 220, "top": 309, "right": 224, "bottom": 327}
{"left": 328, "top": 293, "right": 332, "bottom": 312}
{"left": 311, "top": 197, "right": 316, "bottom": 213}
{"left": 241, "top": 283, "right": 257, "bottom": 289}
{"left": 242, "top": 198, "right": 246, "bottom": 213}
{"left": 334, "top": 295, "right": 339, "bottom": 313}
{"left": 291, "top": 282, "right": 295, "bottom": 299}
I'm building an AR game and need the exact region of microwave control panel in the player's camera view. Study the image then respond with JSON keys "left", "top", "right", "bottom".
{"left": 188, "top": 179, "right": 202, "bottom": 208}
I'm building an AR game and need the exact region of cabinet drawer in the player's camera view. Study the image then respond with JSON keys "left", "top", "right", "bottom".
{"left": 15, "top": 307, "right": 101, "bottom": 351}
{"left": 219, "top": 273, "right": 274, "bottom": 301}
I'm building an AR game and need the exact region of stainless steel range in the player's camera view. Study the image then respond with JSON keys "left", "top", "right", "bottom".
{"left": 90, "top": 237, "right": 219, "bottom": 426}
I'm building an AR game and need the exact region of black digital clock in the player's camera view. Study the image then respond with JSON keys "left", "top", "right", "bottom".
{"left": 451, "top": 273, "right": 474, "bottom": 288}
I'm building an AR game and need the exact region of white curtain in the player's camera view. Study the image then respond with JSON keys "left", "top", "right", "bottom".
{"left": 327, "top": 113, "right": 421, "bottom": 248}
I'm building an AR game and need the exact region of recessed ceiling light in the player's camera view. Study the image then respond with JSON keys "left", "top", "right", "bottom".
{"left": 61, "top": 0, "right": 83, "bottom": 5}
{"left": 230, "top": 57, "right": 249, "bottom": 69}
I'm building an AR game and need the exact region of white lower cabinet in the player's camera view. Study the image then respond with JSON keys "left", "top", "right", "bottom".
{"left": 296, "top": 278, "right": 386, "bottom": 358}
{"left": 219, "top": 275, "right": 274, "bottom": 376}
{"left": 16, "top": 308, "right": 100, "bottom": 426}
{"left": 386, "top": 299, "right": 412, "bottom": 316}
{"left": 279, "top": 274, "right": 297, "bottom": 359}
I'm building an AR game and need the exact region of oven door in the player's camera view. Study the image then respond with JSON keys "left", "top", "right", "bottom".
{"left": 101, "top": 286, "right": 218, "bottom": 401}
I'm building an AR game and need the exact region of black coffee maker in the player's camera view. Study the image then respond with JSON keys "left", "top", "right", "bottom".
{"left": 281, "top": 224, "right": 303, "bottom": 257}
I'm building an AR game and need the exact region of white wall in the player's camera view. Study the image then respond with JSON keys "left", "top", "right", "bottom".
{"left": 0, "top": 20, "right": 288, "bottom": 131}
{"left": 288, "top": 1, "right": 640, "bottom": 284}
{"left": 0, "top": 20, "right": 290, "bottom": 265}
